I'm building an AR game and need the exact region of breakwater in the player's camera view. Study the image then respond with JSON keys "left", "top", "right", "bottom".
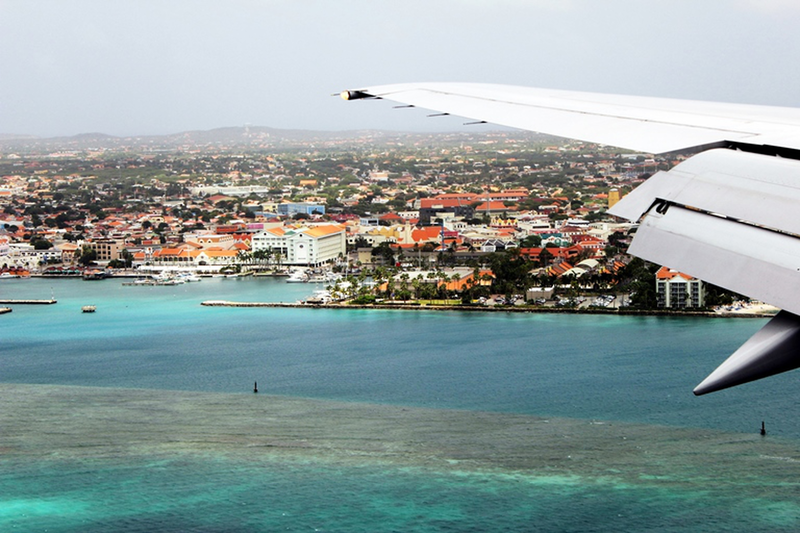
{"left": 200, "top": 300, "right": 773, "bottom": 318}
{"left": 0, "top": 299, "right": 57, "bottom": 305}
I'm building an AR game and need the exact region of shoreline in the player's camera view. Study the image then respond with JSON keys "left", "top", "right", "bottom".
{"left": 201, "top": 300, "right": 776, "bottom": 318}
{"left": 6, "top": 275, "right": 775, "bottom": 319}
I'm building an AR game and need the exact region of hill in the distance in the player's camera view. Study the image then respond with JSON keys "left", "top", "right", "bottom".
{"left": 0, "top": 126, "right": 544, "bottom": 154}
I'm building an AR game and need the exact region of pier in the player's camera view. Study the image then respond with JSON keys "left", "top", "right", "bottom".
{"left": 0, "top": 299, "right": 57, "bottom": 305}
{"left": 200, "top": 300, "right": 775, "bottom": 317}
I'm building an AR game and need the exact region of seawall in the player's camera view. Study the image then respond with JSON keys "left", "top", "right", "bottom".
{"left": 200, "top": 300, "right": 773, "bottom": 318}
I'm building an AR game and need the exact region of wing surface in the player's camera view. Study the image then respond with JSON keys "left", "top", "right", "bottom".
{"left": 342, "top": 83, "right": 800, "bottom": 154}
{"left": 342, "top": 82, "right": 800, "bottom": 394}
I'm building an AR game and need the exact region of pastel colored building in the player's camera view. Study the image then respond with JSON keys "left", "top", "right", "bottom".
{"left": 656, "top": 266, "right": 705, "bottom": 308}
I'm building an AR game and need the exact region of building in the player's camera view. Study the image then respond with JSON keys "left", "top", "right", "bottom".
{"left": 184, "top": 233, "right": 236, "bottom": 250}
{"left": 277, "top": 203, "right": 326, "bottom": 217}
{"left": 655, "top": 267, "right": 705, "bottom": 308}
{"left": 251, "top": 224, "right": 346, "bottom": 266}
{"left": 608, "top": 188, "right": 621, "bottom": 209}
{"left": 418, "top": 198, "right": 474, "bottom": 225}
{"left": 88, "top": 239, "right": 125, "bottom": 262}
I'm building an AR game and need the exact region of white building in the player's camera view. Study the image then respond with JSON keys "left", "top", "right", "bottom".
{"left": 656, "top": 267, "right": 705, "bottom": 308}
{"left": 251, "top": 224, "right": 346, "bottom": 266}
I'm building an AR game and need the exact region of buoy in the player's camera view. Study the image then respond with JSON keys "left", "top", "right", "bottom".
{"left": 254, "top": 381, "right": 258, "bottom": 393}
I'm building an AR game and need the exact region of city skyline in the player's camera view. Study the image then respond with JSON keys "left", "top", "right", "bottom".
{"left": 2, "top": 0, "right": 799, "bottom": 137}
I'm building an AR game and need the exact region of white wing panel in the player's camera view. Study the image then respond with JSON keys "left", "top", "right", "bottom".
{"left": 609, "top": 149, "right": 800, "bottom": 236}
{"left": 349, "top": 83, "right": 800, "bottom": 154}
{"left": 629, "top": 206, "right": 800, "bottom": 316}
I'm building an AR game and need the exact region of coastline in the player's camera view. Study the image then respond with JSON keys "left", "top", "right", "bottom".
{"left": 201, "top": 299, "right": 777, "bottom": 319}
{"left": 12, "top": 273, "right": 776, "bottom": 319}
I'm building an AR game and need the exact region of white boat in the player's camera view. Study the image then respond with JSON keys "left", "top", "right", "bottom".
{"left": 305, "top": 290, "right": 332, "bottom": 304}
{"left": 154, "top": 273, "right": 185, "bottom": 285}
{"left": 286, "top": 269, "right": 308, "bottom": 283}
{"left": 0, "top": 272, "right": 20, "bottom": 279}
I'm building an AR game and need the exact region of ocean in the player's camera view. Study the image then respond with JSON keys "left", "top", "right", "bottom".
{"left": 1, "top": 277, "right": 799, "bottom": 532}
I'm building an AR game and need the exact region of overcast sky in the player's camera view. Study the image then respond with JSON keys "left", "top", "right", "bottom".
{"left": 2, "top": 0, "right": 799, "bottom": 137}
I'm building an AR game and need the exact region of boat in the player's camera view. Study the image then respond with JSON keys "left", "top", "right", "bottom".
{"left": 305, "top": 290, "right": 332, "bottom": 305}
{"left": 286, "top": 269, "right": 308, "bottom": 283}
{"left": 82, "top": 305, "right": 96, "bottom": 313}
{"left": 0, "top": 272, "right": 20, "bottom": 279}
{"left": 153, "top": 273, "right": 184, "bottom": 285}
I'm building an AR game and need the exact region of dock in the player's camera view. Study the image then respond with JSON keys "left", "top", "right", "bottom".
{"left": 0, "top": 299, "right": 57, "bottom": 305}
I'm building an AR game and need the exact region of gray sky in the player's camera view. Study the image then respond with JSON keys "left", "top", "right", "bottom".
{"left": 2, "top": 0, "right": 799, "bottom": 137}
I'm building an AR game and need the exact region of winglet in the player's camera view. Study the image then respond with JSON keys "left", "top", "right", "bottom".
{"left": 694, "top": 311, "right": 800, "bottom": 395}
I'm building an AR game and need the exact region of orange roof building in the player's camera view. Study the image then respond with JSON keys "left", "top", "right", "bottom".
{"left": 251, "top": 224, "right": 346, "bottom": 266}
{"left": 655, "top": 267, "right": 705, "bottom": 308}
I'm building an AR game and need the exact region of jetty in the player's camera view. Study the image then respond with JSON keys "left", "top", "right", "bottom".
{"left": 200, "top": 300, "right": 775, "bottom": 318}
{"left": 0, "top": 299, "right": 57, "bottom": 305}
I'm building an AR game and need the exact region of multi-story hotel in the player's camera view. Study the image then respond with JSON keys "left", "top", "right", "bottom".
{"left": 655, "top": 266, "right": 705, "bottom": 308}
{"left": 251, "top": 224, "right": 346, "bottom": 266}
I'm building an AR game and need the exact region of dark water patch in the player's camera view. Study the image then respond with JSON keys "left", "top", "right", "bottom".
{"left": 2, "top": 385, "right": 800, "bottom": 532}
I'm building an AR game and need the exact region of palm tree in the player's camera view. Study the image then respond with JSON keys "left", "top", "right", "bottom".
{"left": 449, "top": 273, "right": 462, "bottom": 299}
{"left": 236, "top": 250, "right": 252, "bottom": 266}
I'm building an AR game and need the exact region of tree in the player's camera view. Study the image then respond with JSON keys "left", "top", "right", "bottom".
{"left": 488, "top": 248, "right": 532, "bottom": 296}
{"left": 77, "top": 245, "right": 97, "bottom": 266}
{"left": 372, "top": 242, "right": 395, "bottom": 265}
{"left": 625, "top": 258, "right": 659, "bottom": 308}
{"left": 537, "top": 247, "right": 554, "bottom": 268}
{"left": 32, "top": 237, "right": 53, "bottom": 250}
{"left": 121, "top": 249, "right": 134, "bottom": 268}
{"left": 519, "top": 234, "right": 542, "bottom": 248}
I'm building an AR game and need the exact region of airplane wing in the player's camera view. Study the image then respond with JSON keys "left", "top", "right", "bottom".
{"left": 342, "top": 82, "right": 800, "bottom": 395}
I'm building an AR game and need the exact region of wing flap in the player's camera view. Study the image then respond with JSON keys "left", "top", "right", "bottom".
{"left": 609, "top": 149, "right": 800, "bottom": 236}
{"left": 627, "top": 206, "right": 800, "bottom": 316}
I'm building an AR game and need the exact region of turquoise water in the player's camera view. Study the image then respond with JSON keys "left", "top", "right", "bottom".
{"left": 2, "top": 277, "right": 799, "bottom": 532}
{"left": 5, "top": 454, "right": 800, "bottom": 533}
